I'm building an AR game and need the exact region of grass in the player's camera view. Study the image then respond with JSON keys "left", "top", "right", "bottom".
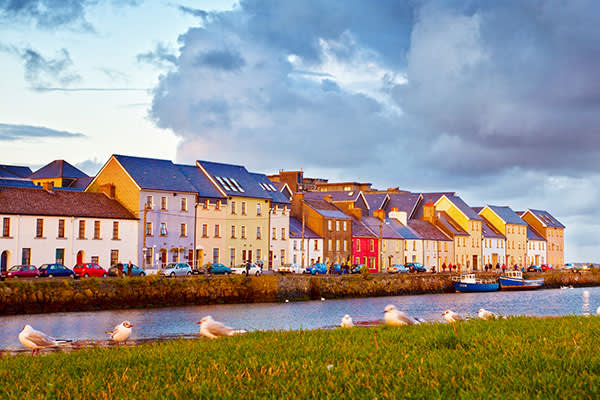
{"left": 2, "top": 316, "right": 600, "bottom": 399}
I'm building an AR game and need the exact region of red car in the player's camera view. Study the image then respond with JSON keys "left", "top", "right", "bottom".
{"left": 73, "top": 263, "right": 108, "bottom": 278}
{"left": 541, "top": 264, "right": 553, "bottom": 272}
{"left": 6, "top": 265, "right": 40, "bottom": 278}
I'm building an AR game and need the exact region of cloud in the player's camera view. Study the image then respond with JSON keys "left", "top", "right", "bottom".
{"left": 136, "top": 42, "right": 177, "bottom": 68}
{"left": 193, "top": 49, "right": 245, "bottom": 70}
{"left": 19, "top": 47, "right": 81, "bottom": 88}
{"left": 177, "top": 5, "right": 208, "bottom": 19}
{"left": 75, "top": 158, "right": 103, "bottom": 175}
{"left": 0, "top": 123, "right": 85, "bottom": 141}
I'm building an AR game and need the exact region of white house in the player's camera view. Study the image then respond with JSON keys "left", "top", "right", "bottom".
{"left": 0, "top": 185, "right": 137, "bottom": 270}
{"left": 289, "top": 217, "right": 323, "bottom": 266}
{"left": 481, "top": 219, "right": 506, "bottom": 267}
{"left": 526, "top": 226, "right": 546, "bottom": 266}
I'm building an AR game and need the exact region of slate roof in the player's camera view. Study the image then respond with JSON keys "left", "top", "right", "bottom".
{"left": 303, "top": 199, "right": 350, "bottom": 220}
{"left": 481, "top": 219, "right": 505, "bottom": 239}
{"left": 248, "top": 172, "right": 290, "bottom": 204}
{"left": 527, "top": 209, "right": 565, "bottom": 229}
{"left": 0, "top": 186, "right": 136, "bottom": 219}
{"left": 527, "top": 226, "right": 546, "bottom": 241}
{"left": 113, "top": 155, "right": 198, "bottom": 193}
{"left": 289, "top": 217, "right": 321, "bottom": 239}
{"left": 0, "top": 179, "right": 36, "bottom": 188}
{"left": 67, "top": 176, "right": 93, "bottom": 190}
{"left": 0, "top": 165, "right": 32, "bottom": 178}
{"left": 386, "top": 192, "right": 421, "bottom": 215}
{"left": 436, "top": 211, "right": 469, "bottom": 236}
{"left": 387, "top": 218, "right": 421, "bottom": 240}
{"left": 361, "top": 216, "right": 405, "bottom": 239}
{"left": 444, "top": 195, "right": 482, "bottom": 220}
{"left": 407, "top": 219, "right": 451, "bottom": 241}
{"left": 352, "top": 218, "right": 377, "bottom": 238}
{"left": 197, "top": 160, "right": 271, "bottom": 200}
{"left": 487, "top": 205, "right": 527, "bottom": 225}
{"left": 304, "top": 190, "right": 363, "bottom": 203}
{"left": 29, "top": 160, "right": 88, "bottom": 179}
{"left": 363, "top": 193, "right": 389, "bottom": 212}
{"left": 175, "top": 164, "right": 225, "bottom": 199}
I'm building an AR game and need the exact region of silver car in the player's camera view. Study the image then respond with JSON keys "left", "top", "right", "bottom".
{"left": 161, "top": 262, "right": 193, "bottom": 277}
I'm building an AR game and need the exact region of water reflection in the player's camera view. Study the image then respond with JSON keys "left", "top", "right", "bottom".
{"left": 2, "top": 286, "right": 600, "bottom": 350}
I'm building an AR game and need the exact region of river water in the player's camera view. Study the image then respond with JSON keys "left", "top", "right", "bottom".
{"left": 1, "top": 286, "right": 598, "bottom": 350}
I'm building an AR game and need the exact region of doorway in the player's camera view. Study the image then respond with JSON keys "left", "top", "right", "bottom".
{"left": 160, "top": 249, "right": 167, "bottom": 268}
{"left": 0, "top": 250, "right": 8, "bottom": 273}
{"left": 472, "top": 255, "right": 478, "bottom": 271}
{"left": 76, "top": 250, "right": 84, "bottom": 265}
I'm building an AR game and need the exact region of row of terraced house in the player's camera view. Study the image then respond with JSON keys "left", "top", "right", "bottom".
{"left": 0, "top": 158, "right": 564, "bottom": 273}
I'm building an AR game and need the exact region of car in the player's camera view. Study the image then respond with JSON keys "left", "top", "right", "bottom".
{"left": 405, "top": 262, "right": 426, "bottom": 273}
{"left": 562, "top": 263, "right": 575, "bottom": 271}
{"left": 306, "top": 263, "right": 327, "bottom": 275}
{"left": 350, "top": 264, "right": 366, "bottom": 274}
{"left": 541, "top": 264, "right": 553, "bottom": 272}
{"left": 38, "top": 263, "right": 75, "bottom": 278}
{"left": 232, "top": 263, "right": 262, "bottom": 276}
{"left": 73, "top": 263, "right": 108, "bottom": 278}
{"left": 5, "top": 265, "right": 39, "bottom": 278}
{"left": 278, "top": 264, "right": 308, "bottom": 274}
{"left": 161, "top": 262, "right": 193, "bottom": 277}
{"left": 527, "top": 265, "right": 542, "bottom": 272}
{"left": 333, "top": 264, "right": 350, "bottom": 274}
{"left": 208, "top": 263, "right": 232, "bottom": 275}
{"left": 108, "top": 263, "right": 147, "bottom": 277}
{"left": 387, "top": 264, "right": 409, "bottom": 274}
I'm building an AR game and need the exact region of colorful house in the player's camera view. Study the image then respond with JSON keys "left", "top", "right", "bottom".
{"left": 362, "top": 216, "right": 405, "bottom": 269}
{"left": 351, "top": 217, "right": 378, "bottom": 271}
{"left": 525, "top": 226, "right": 546, "bottom": 266}
{"left": 479, "top": 218, "right": 506, "bottom": 267}
{"left": 478, "top": 205, "right": 527, "bottom": 267}
{"left": 288, "top": 217, "right": 323, "bottom": 266}
{"left": 29, "top": 160, "right": 91, "bottom": 190}
{"left": 520, "top": 209, "right": 563, "bottom": 266}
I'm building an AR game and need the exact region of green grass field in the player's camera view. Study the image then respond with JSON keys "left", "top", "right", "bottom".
{"left": 1, "top": 316, "right": 599, "bottom": 399}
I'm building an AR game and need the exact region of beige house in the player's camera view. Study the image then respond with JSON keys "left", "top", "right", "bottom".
{"left": 478, "top": 205, "right": 527, "bottom": 267}
{"left": 520, "top": 209, "right": 565, "bottom": 267}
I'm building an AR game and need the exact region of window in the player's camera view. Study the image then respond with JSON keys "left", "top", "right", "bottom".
{"left": 314, "top": 241, "right": 319, "bottom": 251}
{"left": 203, "top": 199, "right": 209, "bottom": 209}
{"left": 146, "top": 222, "right": 153, "bottom": 236}
{"left": 328, "top": 220, "right": 333, "bottom": 231}
{"left": 21, "top": 248, "right": 31, "bottom": 264}
{"left": 58, "top": 219, "right": 65, "bottom": 238}
{"left": 160, "top": 222, "right": 167, "bottom": 236}
{"left": 256, "top": 227, "right": 261, "bottom": 239}
{"left": 336, "top": 221, "right": 340, "bottom": 231}
{"left": 212, "top": 248, "right": 219, "bottom": 264}
{"left": 231, "top": 201, "right": 236, "bottom": 214}
{"left": 281, "top": 249, "right": 286, "bottom": 264}
{"left": 241, "top": 225, "right": 246, "bottom": 239}
{"left": 78, "top": 220, "right": 86, "bottom": 239}
{"left": 293, "top": 240, "right": 297, "bottom": 250}
{"left": 412, "top": 241, "right": 416, "bottom": 251}
{"left": 231, "top": 225, "right": 236, "bottom": 238}
{"left": 444, "top": 242, "right": 448, "bottom": 251}
{"left": 241, "top": 202, "right": 246, "bottom": 215}
{"left": 272, "top": 228, "right": 277, "bottom": 240}
{"left": 145, "top": 248, "right": 153, "bottom": 268}
{"left": 161, "top": 197, "right": 167, "bottom": 210}
{"left": 336, "top": 240, "right": 340, "bottom": 251}
{"left": 146, "top": 195, "right": 153, "bottom": 209}
{"left": 214, "top": 224, "right": 220, "bottom": 237}
{"left": 2, "top": 217, "right": 9, "bottom": 237}
{"left": 257, "top": 203, "right": 262, "bottom": 215}
{"left": 230, "top": 248, "right": 236, "bottom": 266}
{"left": 202, "top": 224, "right": 208, "bottom": 237}
{"left": 344, "top": 240, "right": 348, "bottom": 251}
{"left": 112, "top": 221, "right": 120, "bottom": 240}
{"left": 343, "top": 221, "right": 347, "bottom": 231}
{"left": 328, "top": 239, "right": 332, "bottom": 251}
{"left": 180, "top": 223, "right": 187, "bottom": 237}
{"left": 281, "top": 228, "right": 286, "bottom": 240}
{"left": 216, "top": 200, "right": 221, "bottom": 210}
{"left": 110, "top": 249, "right": 119, "bottom": 266}
{"left": 256, "top": 248, "right": 261, "bottom": 262}
{"left": 94, "top": 221, "right": 101, "bottom": 239}
{"left": 356, "top": 240, "right": 361, "bottom": 251}
{"left": 370, "top": 240, "right": 374, "bottom": 252}
{"left": 55, "top": 248, "right": 64, "bottom": 264}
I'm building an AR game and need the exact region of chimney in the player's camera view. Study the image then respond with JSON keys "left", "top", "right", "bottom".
{"left": 389, "top": 209, "right": 407, "bottom": 225}
{"left": 323, "top": 195, "right": 333, "bottom": 203}
{"left": 100, "top": 183, "right": 116, "bottom": 199}
{"left": 423, "top": 202, "right": 436, "bottom": 224}
{"left": 348, "top": 207, "right": 362, "bottom": 221}
{"left": 42, "top": 181, "right": 54, "bottom": 192}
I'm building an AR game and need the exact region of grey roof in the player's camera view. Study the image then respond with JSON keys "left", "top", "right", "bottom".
{"left": 386, "top": 193, "right": 421, "bottom": 215}
{"left": 248, "top": 172, "right": 290, "bottom": 204}
{"left": 407, "top": 219, "right": 451, "bottom": 241}
{"left": 113, "top": 155, "right": 198, "bottom": 193}
{"left": 527, "top": 226, "right": 546, "bottom": 241}
{"left": 361, "top": 216, "right": 404, "bottom": 239}
{"left": 387, "top": 218, "right": 421, "bottom": 240}
{"left": 0, "top": 179, "right": 37, "bottom": 188}
{"left": 487, "top": 205, "right": 527, "bottom": 225}
{"left": 29, "top": 160, "right": 88, "bottom": 179}
{"left": 67, "top": 176, "right": 93, "bottom": 190}
{"left": 175, "top": 164, "right": 225, "bottom": 199}
{"left": 363, "top": 193, "right": 389, "bottom": 212}
{"left": 289, "top": 217, "right": 321, "bottom": 239}
{"left": 527, "top": 209, "right": 566, "bottom": 229}
{"left": 304, "top": 199, "right": 351, "bottom": 220}
{"left": 352, "top": 218, "right": 377, "bottom": 238}
{"left": 481, "top": 219, "right": 505, "bottom": 239}
{"left": 197, "top": 160, "right": 271, "bottom": 200}
{"left": 436, "top": 211, "right": 469, "bottom": 236}
{"left": 0, "top": 165, "right": 32, "bottom": 178}
{"left": 444, "top": 195, "right": 482, "bottom": 220}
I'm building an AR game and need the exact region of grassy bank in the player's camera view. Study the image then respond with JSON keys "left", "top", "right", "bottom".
{"left": 1, "top": 316, "right": 599, "bottom": 399}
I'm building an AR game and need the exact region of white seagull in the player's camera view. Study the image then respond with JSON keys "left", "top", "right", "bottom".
{"left": 442, "top": 310, "right": 463, "bottom": 323}
{"left": 596, "top": 306, "right": 600, "bottom": 317}
{"left": 18, "top": 325, "right": 71, "bottom": 355}
{"left": 106, "top": 321, "right": 133, "bottom": 345}
{"left": 478, "top": 308, "right": 498, "bottom": 320}
{"left": 341, "top": 314, "right": 354, "bottom": 328}
{"left": 197, "top": 316, "right": 246, "bottom": 339}
{"left": 383, "top": 304, "right": 419, "bottom": 326}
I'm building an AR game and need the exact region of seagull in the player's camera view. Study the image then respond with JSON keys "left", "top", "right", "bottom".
{"left": 197, "top": 316, "right": 246, "bottom": 339}
{"left": 18, "top": 325, "right": 71, "bottom": 355}
{"left": 597, "top": 306, "right": 600, "bottom": 317}
{"left": 106, "top": 321, "right": 133, "bottom": 345}
{"left": 341, "top": 314, "right": 354, "bottom": 328}
{"left": 478, "top": 308, "right": 498, "bottom": 320}
{"left": 383, "top": 304, "right": 419, "bottom": 326}
{"left": 442, "top": 310, "right": 463, "bottom": 323}
{"left": 321, "top": 297, "right": 326, "bottom": 301}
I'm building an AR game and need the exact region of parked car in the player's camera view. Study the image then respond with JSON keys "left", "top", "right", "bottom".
{"left": 562, "top": 263, "right": 575, "bottom": 271}
{"left": 277, "top": 264, "right": 307, "bottom": 274}
{"left": 208, "top": 263, "right": 232, "bottom": 275}
{"left": 108, "top": 263, "right": 146, "bottom": 277}
{"left": 541, "top": 264, "right": 553, "bottom": 272}
{"left": 350, "top": 264, "right": 366, "bottom": 274}
{"left": 161, "top": 262, "right": 193, "bottom": 277}
{"left": 232, "top": 263, "right": 262, "bottom": 276}
{"left": 39, "top": 264, "right": 75, "bottom": 278}
{"left": 527, "top": 265, "right": 542, "bottom": 273}
{"left": 405, "top": 262, "right": 426, "bottom": 273}
{"left": 73, "top": 263, "right": 108, "bottom": 278}
{"left": 306, "top": 263, "right": 327, "bottom": 275}
{"left": 5, "top": 265, "right": 39, "bottom": 278}
{"left": 387, "top": 264, "right": 409, "bottom": 274}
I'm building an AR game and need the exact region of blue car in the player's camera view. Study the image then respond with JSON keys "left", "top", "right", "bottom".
{"left": 405, "top": 262, "right": 426, "bottom": 273}
{"left": 306, "top": 263, "right": 327, "bottom": 275}
{"left": 388, "top": 264, "right": 410, "bottom": 274}
{"left": 108, "top": 263, "right": 146, "bottom": 277}
{"left": 209, "top": 263, "right": 232, "bottom": 275}
{"left": 333, "top": 264, "right": 349, "bottom": 274}
{"left": 39, "top": 263, "right": 75, "bottom": 278}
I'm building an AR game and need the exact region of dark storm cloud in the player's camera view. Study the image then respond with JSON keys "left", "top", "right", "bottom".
{"left": 136, "top": 43, "right": 177, "bottom": 68}
{"left": 0, "top": 123, "right": 85, "bottom": 141}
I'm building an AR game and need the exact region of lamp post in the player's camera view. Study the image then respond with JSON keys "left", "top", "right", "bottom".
{"left": 374, "top": 209, "right": 385, "bottom": 273}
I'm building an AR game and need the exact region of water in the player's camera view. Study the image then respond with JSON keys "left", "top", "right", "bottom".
{"left": 1, "top": 286, "right": 598, "bottom": 350}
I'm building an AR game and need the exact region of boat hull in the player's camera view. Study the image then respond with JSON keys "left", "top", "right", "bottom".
{"left": 453, "top": 282, "right": 499, "bottom": 293}
{"left": 498, "top": 276, "right": 544, "bottom": 290}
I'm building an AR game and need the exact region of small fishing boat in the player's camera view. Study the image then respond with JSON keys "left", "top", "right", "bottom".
{"left": 452, "top": 274, "right": 499, "bottom": 292}
{"left": 498, "top": 270, "right": 544, "bottom": 290}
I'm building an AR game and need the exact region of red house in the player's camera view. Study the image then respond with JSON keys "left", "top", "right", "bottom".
{"left": 351, "top": 218, "right": 379, "bottom": 272}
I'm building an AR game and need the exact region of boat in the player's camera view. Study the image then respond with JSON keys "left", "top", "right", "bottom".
{"left": 452, "top": 274, "right": 499, "bottom": 292}
{"left": 498, "top": 270, "right": 544, "bottom": 290}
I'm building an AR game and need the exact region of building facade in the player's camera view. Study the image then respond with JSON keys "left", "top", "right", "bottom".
{"left": 479, "top": 205, "right": 527, "bottom": 267}
{"left": 520, "top": 209, "right": 565, "bottom": 267}
{"left": 288, "top": 217, "right": 323, "bottom": 266}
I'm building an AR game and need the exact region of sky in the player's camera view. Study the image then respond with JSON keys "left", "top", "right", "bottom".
{"left": 1, "top": 0, "right": 599, "bottom": 262}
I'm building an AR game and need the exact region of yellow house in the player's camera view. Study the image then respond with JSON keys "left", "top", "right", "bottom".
{"left": 478, "top": 205, "right": 527, "bottom": 267}
{"left": 29, "top": 160, "right": 91, "bottom": 189}
{"left": 519, "top": 209, "right": 565, "bottom": 267}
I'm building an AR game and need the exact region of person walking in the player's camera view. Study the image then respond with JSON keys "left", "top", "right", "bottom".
{"left": 127, "top": 260, "right": 133, "bottom": 277}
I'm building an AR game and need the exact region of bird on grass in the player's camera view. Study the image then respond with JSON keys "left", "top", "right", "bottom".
{"left": 341, "top": 314, "right": 354, "bottom": 328}
{"left": 197, "top": 316, "right": 247, "bottom": 339}
{"left": 597, "top": 306, "right": 600, "bottom": 317}
{"left": 442, "top": 310, "right": 463, "bottom": 335}
{"left": 106, "top": 321, "right": 133, "bottom": 346}
{"left": 478, "top": 308, "right": 498, "bottom": 320}
{"left": 18, "top": 325, "right": 72, "bottom": 355}
{"left": 384, "top": 305, "right": 419, "bottom": 326}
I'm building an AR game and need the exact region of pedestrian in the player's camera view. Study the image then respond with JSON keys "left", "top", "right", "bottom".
{"left": 258, "top": 260, "right": 264, "bottom": 272}
{"left": 245, "top": 260, "right": 250, "bottom": 275}
{"left": 117, "top": 263, "right": 123, "bottom": 278}
{"left": 502, "top": 264, "right": 506, "bottom": 274}
{"left": 127, "top": 260, "right": 133, "bottom": 277}
{"left": 442, "top": 262, "right": 447, "bottom": 273}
